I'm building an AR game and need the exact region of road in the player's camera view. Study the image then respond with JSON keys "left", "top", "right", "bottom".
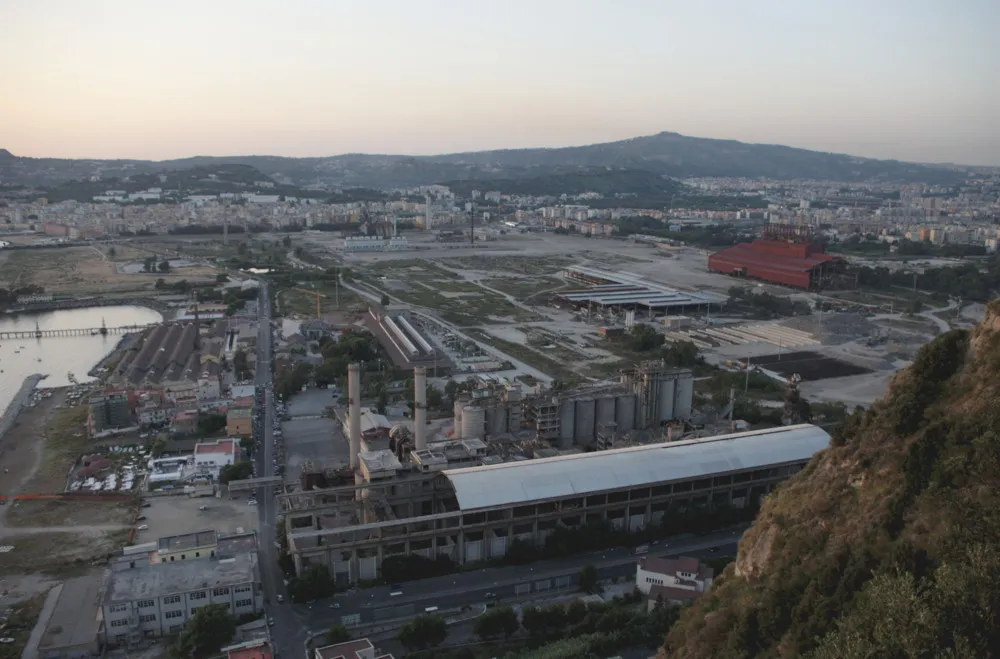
{"left": 294, "top": 527, "right": 746, "bottom": 633}
{"left": 253, "top": 281, "right": 309, "bottom": 658}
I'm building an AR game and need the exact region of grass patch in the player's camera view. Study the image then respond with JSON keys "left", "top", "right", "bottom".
{"left": 441, "top": 255, "right": 575, "bottom": 276}
{"left": 480, "top": 277, "right": 564, "bottom": 300}
{"left": 4, "top": 500, "right": 133, "bottom": 528}
{"left": 0, "top": 532, "right": 123, "bottom": 576}
{"left": 467, "top": 329, "right": 579, "bottom": 383}
{"left": 28, "top": 406, "right": 89, "bottom": 493}
{"left": 281, "top": 284, "right": 363, "bottom": 317}
{"left": 0, "top": 594, "right": 46, "bottom": 659}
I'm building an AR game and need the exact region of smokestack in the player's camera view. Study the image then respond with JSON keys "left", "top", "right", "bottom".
{"left": 414, "top": 366, "right": 427, "bottom": 451}
{"left": 348, "top": 363, "right": 361, "bottom": 469}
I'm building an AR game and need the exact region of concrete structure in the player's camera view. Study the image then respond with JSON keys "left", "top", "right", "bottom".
{"left": 558, "top": 265, "right": 726, "bottom": 311}
{"left": 414, "top": 366, "right": 427, "bottom": 450}
{"left": 708, "top": 239, "right": 845, "bottom": 289}
{"left": 89, "top": 392, "right": 132, "bottom": 435}
{"left": 224, "top": 639, "right": 273, "bottom": 659}
{"left": 281, "top": 424, "right": 829, "bottom": 583}
{"left": 637, "top": 555, "right": 714, "bottom": 609}
{"left": 101, "top": 543, "right": 261, "bottom": 645}
{"left": 193, "top": 438, "right": 240, "bottom": 477}
{"left": 31, "top": 575, "right": 104, "bottom": 659}
{"left": 348, "top": 363, "right": 361, "bottom": 470}
{"left": 315, "top": 638, "right": 394, "bottom": 659}
{"left": 227, "top": 408, "right": 253, "bottom": 437}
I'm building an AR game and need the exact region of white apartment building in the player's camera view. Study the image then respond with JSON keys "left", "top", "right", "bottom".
{"left": 102, "top": 533, "right": 261, "bottom": 646}
{"left": 636, "top": 555, "right": 714, "bottom": 610}
{"left": 192, "top": 438, "right": 240, "bottom": 476}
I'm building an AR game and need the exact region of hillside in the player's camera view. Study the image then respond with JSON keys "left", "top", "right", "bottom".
{"left": 443, "top": 169, "right": 687, "bottom": 200}
{"left": 660, "top": 306, "right": 1000, "bottom": 658}
{"left": 0, "top": 131, "right": 973, "bottom": 190}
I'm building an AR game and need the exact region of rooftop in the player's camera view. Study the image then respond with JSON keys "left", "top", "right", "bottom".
{"left": 195, "top": 438, "right": 237, "bottom": 455}
{"left": 38, "top": 574, "right": 103, "bottom": 652}
{"left": 228, "top": 408, "right": 252, "bottom": 419}
{"left": 315, "top": 638, "right": 394, "bottom": 659}
{"left": 104, "top": 553, "right": 258, "bottom": 604}
{"left": 443, "top": 424, "right": 830, "bottom": 511}
{"left": 158, "top": 529, "right": 218, "bottom": 552}
{"left": 559, "top": 265, "right": 727, "bottom": 308}
{"left": 640, "top": 556, "right": 714, "bottom": 581}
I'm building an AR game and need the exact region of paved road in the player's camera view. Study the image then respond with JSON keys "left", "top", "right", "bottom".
{"left": 253, "top": 282, "right": 310, "bottom": 658}
{"left": 295, "top": 526, "right": 747, "bottom": 632}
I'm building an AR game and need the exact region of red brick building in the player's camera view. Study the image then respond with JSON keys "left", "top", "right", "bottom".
{"left": 708, "top": 239, "right": 844, "bottom": 289}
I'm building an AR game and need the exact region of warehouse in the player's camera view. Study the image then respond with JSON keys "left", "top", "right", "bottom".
{"left": 557, "top": 265, "right": 726, "bottom": 312}
{"left": 708, "top": 239, "right": 844, "bottom": 289}
{"left": 282, "top": 423, "right": 829, "bottom": 582}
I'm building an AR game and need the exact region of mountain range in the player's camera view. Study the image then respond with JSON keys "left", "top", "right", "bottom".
{"left": 0, "top": 132, "right": 978, "bottom": 192}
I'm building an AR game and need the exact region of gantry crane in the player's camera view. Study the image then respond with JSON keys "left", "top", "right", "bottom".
{"left": 293, "top": 288, "right": 327, "bottom": 319}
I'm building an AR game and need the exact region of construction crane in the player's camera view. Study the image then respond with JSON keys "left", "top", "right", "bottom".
{"left": 293, "top": 288, "right": 327, "bottom": 319}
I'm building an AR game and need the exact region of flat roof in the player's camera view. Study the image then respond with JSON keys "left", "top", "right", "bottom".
{"left": 443, "top": 424, "right": 829, "bottom": 511}
{"left": 560, "top": 265, "right": 726, "bottom": 307}
{"left": 38, "top": 574, "right": 103, "bottom": 652}
{"left": 195, "top": 439, "right": 237, "bottom": 455}
{"left": 228, "top": 408, "right": 252, "bottom": 418}
{"left": 104, "top": 553, "right": 258, "bottom": 603}
{"left": 158, "top": 529, "right": 218, "bottom": 552}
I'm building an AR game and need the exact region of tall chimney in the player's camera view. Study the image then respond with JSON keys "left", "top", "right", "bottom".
{"left": 414, "top": 366, "right": 427, "bottom": 450}
{"left": 348, "top": 363, "right": 361, "bottom": 469}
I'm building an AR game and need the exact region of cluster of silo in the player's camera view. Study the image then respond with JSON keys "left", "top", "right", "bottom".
{"left": 461, "top": 405, "right": 487, "bottom": 440}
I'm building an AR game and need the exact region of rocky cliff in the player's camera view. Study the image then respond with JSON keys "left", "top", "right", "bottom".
{"left": 661, "top": 300, "right": 1000, "bottom": 658}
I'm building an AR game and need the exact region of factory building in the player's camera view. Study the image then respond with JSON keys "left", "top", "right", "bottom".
{"left": 365, "top": 308, "right": 439, "bottom": 369}
{"left": 556, "top": 265, "right": 726, "bottom": 312}
{"left": 281, "top": 395, "right": 829, "bottom": 582}
{"left": 708, "top": 239, "right": 845, "bottom": 289}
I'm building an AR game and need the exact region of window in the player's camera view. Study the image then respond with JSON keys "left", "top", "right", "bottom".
{"left": 190, "top": 607, "right": 199, "bottom": 616}
{"left": 181, "top": 554, "right": 186, "bottom": 560}
{"left": 212, "top": 587, "right": 229, "bottom": 597}
{"left": 189, "top": 591, "right": 206, "bottom": 600}
{"left": 109, "top": 619, "right": 129, "bottom": 628}
{"left": 115, "top": 635, "right": 128, "bottom": 644}
{"left": 163, "top": 595, "right": 181, "bottom": 605}
{"left": 195, "top": 552, "right": 201, "bottom": 558}
{"left": 165, "top": 610, "right": 183, "bottom": 619}
{"left": 109, "top": 604, "right": 128, "bottom": 614}
{"left": 169, "top": 624, "right": 183, "bottom": 633}
{"left": 137, "top": 600, "right": 155, "bottom": 608}
{"left": 234, "top": 585, "right": 252, "bottom": 594}
{"left": 235, "top": 598, "right": 253, "bottom": 608}
{"left": 139, "top": 614, "right": 156, "bottom": 623}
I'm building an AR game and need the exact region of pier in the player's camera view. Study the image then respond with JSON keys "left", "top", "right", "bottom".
{"left": 0, "top": 323, "right": 155, "bottom": 341}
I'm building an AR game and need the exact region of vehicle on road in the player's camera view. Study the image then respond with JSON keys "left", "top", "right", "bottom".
{"left": 137, "top": 524, "right": 149, "bottom": 531}
{"left": 267, "top": 617, "right": 274, "bottom": 627}
{"left": 248, "top": 499, "right": 258, "bottom": 506}
{"left": 141, "top": 502, "right": 151, "bottom": 508}
{"left": 276, "top": 595, "right": 284, "bottom": 603}
{"left": 198, "top": 505, "right": 208, "bottom": 511}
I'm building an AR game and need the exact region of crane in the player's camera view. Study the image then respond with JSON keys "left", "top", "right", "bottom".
{"left": 293, "top": 288, "right": 327, "bottom": 319}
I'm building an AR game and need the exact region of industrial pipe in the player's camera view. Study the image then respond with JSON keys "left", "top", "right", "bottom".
{"left": 348, "top": 363, "right": 361, "bottom": 470}
{"left": 414, "top": 366, "right": 427, "bottom": 450}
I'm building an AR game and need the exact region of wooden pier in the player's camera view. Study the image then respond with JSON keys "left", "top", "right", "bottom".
{"left": 0, "top": 323, "right": 155, "bottom": 341}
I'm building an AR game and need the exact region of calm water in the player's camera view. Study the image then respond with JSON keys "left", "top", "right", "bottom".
{"left": 0, "top": 305, "right": 163, "bottom": 413}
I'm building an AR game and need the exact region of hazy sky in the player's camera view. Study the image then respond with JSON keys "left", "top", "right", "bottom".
{"left": 2, "top": 0, "right": 998, "bottom": 164}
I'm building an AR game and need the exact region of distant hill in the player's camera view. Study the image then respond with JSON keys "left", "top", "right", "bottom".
{"left": 659, "top": 305, "right": 1000, "bottom": 658}
{"left": 0, "top": 131, "right": 975, "bottom": 191}
{"left": 444, "top": 168, "right": 686, "bottom": 199}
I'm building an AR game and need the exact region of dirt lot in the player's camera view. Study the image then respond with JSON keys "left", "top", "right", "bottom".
{"left": 0, "top": 395, "right": 89, "bottom": 496}
{"left": 752, "top": 350, "right": 873, "bottom": 381}
{"left": 0, "top": 246, "right": 216, "bottom": 294}
{"left": 0, "top": 530, "right": 127, "bottom": 576}
{"left": 3, "top": 499, "right": 133, "bottom": 528}
{"left": 134, "top": 494, "right": 259, "bottom": 545}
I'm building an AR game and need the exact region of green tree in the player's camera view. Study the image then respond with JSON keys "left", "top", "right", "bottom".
{"left": 397, "top": 614, "right": 448, "bottom": 651}
{"left": 149, "top": 437, "right": 166, "bottom": 458}
{"left": 521, "top": 605, "right": 547, "bottom": 637}
{"left": 474, "top": 606, "right": 519, "bottom": 641}
{"left": 233, "top": 348, "right": 251, "bottom": 381}
{"left": 628, "top": 324, "right": 664, "bottom": 352}
{"left": 169, "top": 604, "right": 235, "bottom": 659}
{"left": 380, "top": 293, "right": 391, "bottom": 306}
{"left": 287, "top": 564, "right": 336, "bottom": 603}
{"left": 158, "top": 260, "right": 171, "bottom": 272}
{"left": 108, "top": 246, "right": 116, "bottom": 257}
{"left": 324, "top": 624, "right": 351, "bottom": 645}
{"left": 219, "top": 461, "right": 253, "bottom": 484}
{"left": 579, "top": 564, "right": 600, "bottom": 594}
{"left": 282, "top": 235, "right": 292, "bottom": 248}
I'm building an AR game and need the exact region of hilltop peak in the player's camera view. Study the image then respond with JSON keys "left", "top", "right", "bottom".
{"left": 0, "top": 148, "right": 15, "bottom": 161}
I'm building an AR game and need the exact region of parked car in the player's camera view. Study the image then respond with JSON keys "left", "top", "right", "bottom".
{"left": 198, "top": 505, "right": 208, "bottom": 511}
{"left": 137, "top": 524, "right": 149, "bottom": 531}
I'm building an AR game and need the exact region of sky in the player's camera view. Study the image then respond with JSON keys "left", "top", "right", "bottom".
{"left": 1, "top": 0, "right": 998, "bottom": 165}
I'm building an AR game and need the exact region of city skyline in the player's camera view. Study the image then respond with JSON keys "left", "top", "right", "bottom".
{"left": 2, "top": 0, "right": 998, "bottom": 166}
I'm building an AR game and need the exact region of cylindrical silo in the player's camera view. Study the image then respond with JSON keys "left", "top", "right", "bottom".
{"left": 574, "top": 398, "right": 595, "bottom": 445}
{"left": 656, "top": 377, "right": 676, "bottom": 425}
{"left": 489, "top": 405, "right": 507, "bottom": 436}
{"left": 461, "top": 406, "right": 486, "bottom": 440}
{"left": 673, "top": 374, "right": 694, "bottom": 421}
{"left": 596, "top": 396, "right": 615, "bottom": 428}
{"left": 615, "top": 394, "right": 636, "bottom": 432}
{"left": 558, "top": 399, "right": 576, "bottom": 449}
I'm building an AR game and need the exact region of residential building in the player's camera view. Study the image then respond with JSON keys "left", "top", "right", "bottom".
{"left": 314, "top": 638, "right": 394, "bottom": 659}
{"left": 89, "top": 393, "right": 133, "bottom": 435}
{"left": 192, "top": 439, "right": 240, "bottom": 477}
{"left": 227, "top": 408, "right": 253, "bottom": 437}
{"left": 223, "top": 638, "right": 273, "bottom": 659}
{"left": 637, "top": 555, "right": 714, "bottom": 610}
{"left": 102, "top": 533, "right": 261, "bottom": 645}
{"left": 301, "top": 319, "right": 334, "bottom": 341}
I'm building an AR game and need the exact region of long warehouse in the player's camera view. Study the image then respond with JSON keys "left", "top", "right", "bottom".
{"left": 283, "top": 423, "right": 829, "bottom": 582}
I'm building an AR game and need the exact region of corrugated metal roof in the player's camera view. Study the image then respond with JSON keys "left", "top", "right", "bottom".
{"left": 443, "top": 424, "right": 829, "bottom": 511}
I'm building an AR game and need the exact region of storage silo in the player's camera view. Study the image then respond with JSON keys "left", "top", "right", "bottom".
{"left": 596, "top": 396, "right": 616, "bottom": 429}
{"left": 574, "top": 398, "right": 596, "bottom": 445}
{"left": 489, "top": 405, "right": 508, "bottom": 436}
{"left": 461, "top": 406, "right": 486, "bottom": 440}
{"left": 558, "top": 399, "right": 576, "bottom": 449}
{"left": 673, "top": 373, "right": 694, "bottom": 421}
{"left": 453, "top": 399, "right": 465, "bottom": 440}
{"left": 615, "top": 394, "right": 637, "bottom": 432}
{"left": 655, "top": 376, "right": 676, "bottom": 425}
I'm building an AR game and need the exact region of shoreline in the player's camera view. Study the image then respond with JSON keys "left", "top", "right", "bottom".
{"left": 0, "top": 373, "right": 46, "bottom": 443}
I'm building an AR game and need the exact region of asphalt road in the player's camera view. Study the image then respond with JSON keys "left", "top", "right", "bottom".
{"left": 253, "top": 283, "right": 310, "bottom": 658}
{"left": 295, "top": 526, "right": 747, "bottom": 633}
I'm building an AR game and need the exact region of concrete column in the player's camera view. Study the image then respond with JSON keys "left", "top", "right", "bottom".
{"left": 414, "top": 366, "right": 427, "bottom": 450}
{"left": 348, "top": 363, "right": 361, "bottom": 470}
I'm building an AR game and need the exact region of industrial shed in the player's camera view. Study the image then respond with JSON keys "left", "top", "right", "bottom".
{"left": 443, "top": 423, "right": 830, "bottom": 512}
{"left": 708, "top": 239, "right": 844, "bottom": 289}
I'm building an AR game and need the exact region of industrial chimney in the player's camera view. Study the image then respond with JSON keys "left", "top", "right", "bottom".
{"left": 348, "top": 363, "right": 361, "bottom": 469}
{"left": 414, "top": 366, "right": 427, "bottom": 450}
